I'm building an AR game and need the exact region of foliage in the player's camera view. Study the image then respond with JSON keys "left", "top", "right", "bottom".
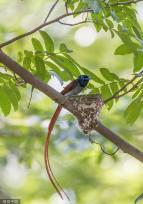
{"left": 0, "top": 0, "right": 143, "bottom": 203}
{"left": 0, "top": 0, "right": 143, "bottom": 124}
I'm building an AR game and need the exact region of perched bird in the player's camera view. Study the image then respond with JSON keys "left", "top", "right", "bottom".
{"left": 44, "top": 75, "right": 90, "bottom": 200}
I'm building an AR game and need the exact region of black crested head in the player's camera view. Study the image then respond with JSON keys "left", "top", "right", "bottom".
{"left": 78, "top": 75, "right": 90, "bottom": 87}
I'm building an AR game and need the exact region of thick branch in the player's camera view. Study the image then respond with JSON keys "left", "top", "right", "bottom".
{"left": 94, "top": 122, "right": 143, "bottom": 162}
{"left": 0, "top": 50, "right": 65, "bottom": 105}
{"left": 0, "top": 50, "right": 143, "bottom": 163}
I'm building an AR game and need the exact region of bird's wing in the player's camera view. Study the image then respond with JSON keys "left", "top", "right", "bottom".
{"left": 61, "top": 79, "right": 78, "bottom": 94}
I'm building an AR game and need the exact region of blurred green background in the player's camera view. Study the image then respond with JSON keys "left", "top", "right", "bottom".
{"left": 0, "top": 0, "right": 143, "bottom": 203}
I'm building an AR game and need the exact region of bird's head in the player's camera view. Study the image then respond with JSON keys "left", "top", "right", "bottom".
{"left": 78, "top": 75, "right": 90, "bottom": 87}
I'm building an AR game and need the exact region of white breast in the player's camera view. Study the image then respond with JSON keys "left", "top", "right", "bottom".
{"left": 65, "top": 83, "right": 83, "bottom": 96}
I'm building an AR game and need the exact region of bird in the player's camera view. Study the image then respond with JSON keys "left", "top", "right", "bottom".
{"left": 44, "top": 75, "right": 90, "bottom": 200}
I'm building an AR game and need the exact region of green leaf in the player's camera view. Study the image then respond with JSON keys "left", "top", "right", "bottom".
{"left": 39, "top": 30, "right": 54, "bottom": 53}
{"left": 106, "top": 19, "right": 114, "bottom": 29}
{"left": 119, "top": 80, "right": 128, "bottom": 92}
{"left": 109, "top": 29, "right": 115, "bottom": 38}
{"left": 0, "top": 86, "right": 11, "bottom": 116}
{"left": 24, "top": 50, "right": 33, "bottom": 58}
{"left": 135, "top": 193, "right": 143, "bottom": 204}
{"left": 124, "top": 98, "right": 142, "bottom": 124}
{"left": 35, "top": 56, "right": 48, "bottom": 81}
{"left": 114, "top": 44, "right": 132, "bottom": 55}
{"left": 90, "top": 87, "right": 101, "bottom": 94}
{"left": 46, "top": 61, "right": 71, "bottom": 81}
{"left": 9, "top": 81, "right": 21, "bottom": 101}
{"left": 100, "top": 85, "right": 113, "bottom": 110}
{"left": 0, "top": 72, "right": 13, "bottom": 81}
{"left": 88, "top": 83, "right": 95, "bottom": 90}
{"left": 59, "top": 43, "right": 72, "bottom": 53}
{"left": 100, "top": 68, "right": 116, "bottom": 81}
{"left": 132, "top": 26, "right": 142, "bottom": 39}
{"left": 4, "top": 84, "right": 19, "bottom": 111}
{"left": 110, "top": 72, "right": 120, "bottom": 81}
{"left": 23, "top": 57, "right": 31, "bottom": 70}
{"left": 32, "top": 38, "right": 44, "bottom": 52}
{"left": 110, "top": 82, "right": 119, "bottom": 94}
{"left": 80, "top": 67, "right": 105, "bottom": 85}
{"left": 23, "top": 50, "right": 33, "bottom": 69}
{"left": 51, "top": 55, "right": 80, "bottom": 77}
{"left": 63, "top": 53, "right": 81, "bottom": 68}
{"left": 91, "top": 13, "right": 103, "bottom": 32}
{"left": 115, "top": 30, "right": 137, "bottom": 52}
{"left": 17, "top": 51, "right": 23, "bottom": 63}
{"left": 134, "top": 52, "right": 143, "bottom": 72}
{"left": 110, "top": 82, "right": 119, "bottom": 102}
{"left": 73, "top": 1, "right": 87, "bottom": 17}
{"left": 0, "top": 77, "right": 5, "bottom": 84}
{"left": 132, "top": 89, "right": 140, "bottom": 99}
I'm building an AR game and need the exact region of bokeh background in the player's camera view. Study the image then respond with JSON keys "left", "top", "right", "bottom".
{"left": 0, "top": 0, "right": 143, "bottom": 203}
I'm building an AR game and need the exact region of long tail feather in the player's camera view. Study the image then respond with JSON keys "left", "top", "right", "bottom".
{"left": 44, "top": 105, "right": 70, "bottom": 200}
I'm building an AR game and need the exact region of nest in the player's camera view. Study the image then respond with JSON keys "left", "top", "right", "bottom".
{"left": 68, "top": 94, "right": 104, "bottom": 134}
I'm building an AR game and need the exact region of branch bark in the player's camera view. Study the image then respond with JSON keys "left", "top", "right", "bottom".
{"left": 0, "top": 50, "right": 143, "bottom": 162}
{"left": 95, "top": 122, "right": 143, "bottom": 162}
{"left": 0, "top": 50, "right": 65, "bottom": 105}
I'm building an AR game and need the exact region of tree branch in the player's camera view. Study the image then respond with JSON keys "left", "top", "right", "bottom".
{"left": 0, "top": 9, "right": 92, "bottom": 49}
{"left": 65, "top": 0, "right": 69, "bottom": 14}
{"left": 0, "top": 0, "right": 142, "bottom": 49}
{"left": 0, "top": 50, "right": 143, "bottom": 162}
{"left": 114, "top": 78, "right": 143, "bottom": 99}
{"left": 94, "top": 122, "right": 143, "bottom": 162}
{"left": 0, "top": 50, "right": 65, "bottom": 105}
{"left": 104, "top": 74, "right": 142, "bottom": 103}
{"left": 58, "top": 19, "right": 90, "bottom": 26}
{"left": 44, "top": 0, "right": 59, "bottom": 23}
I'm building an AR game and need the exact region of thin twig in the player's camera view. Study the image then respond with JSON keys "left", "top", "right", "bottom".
{"left": 65, "top": 0, "right": 69, "bottom": 14}
{"left": 104, "top": 68, "right": 143, "bottom": 103}
{"left": 0, "top": 0, "right": 142, "bottom": 48}
{"left": 115, "top": 78, "right": 143, "bottom": 99}
{"left": 44, "top": 0, "right": 59, "bottom": 23}
{"left": 94, "top": 121, "right": 143, "bottom": 162}
{"left": 58, "top": 19, "right": 90, "bottom": 26}
{"left": 104, "top": 75, "right": 138, "bottom": 103}
{"left": 89, "top": 134, "right": 119, "bottom": 155}
{"left": 0, "top": 9, "right": 93, "bottom": 48}
{"left": 100, "top": 145, "right": 119, "bottom": 155}
{"left": 27, "top": 86, "right": 34, "bottom": 109}
{"left": 109, "top": 0, "right": 143, "bottom": 6}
